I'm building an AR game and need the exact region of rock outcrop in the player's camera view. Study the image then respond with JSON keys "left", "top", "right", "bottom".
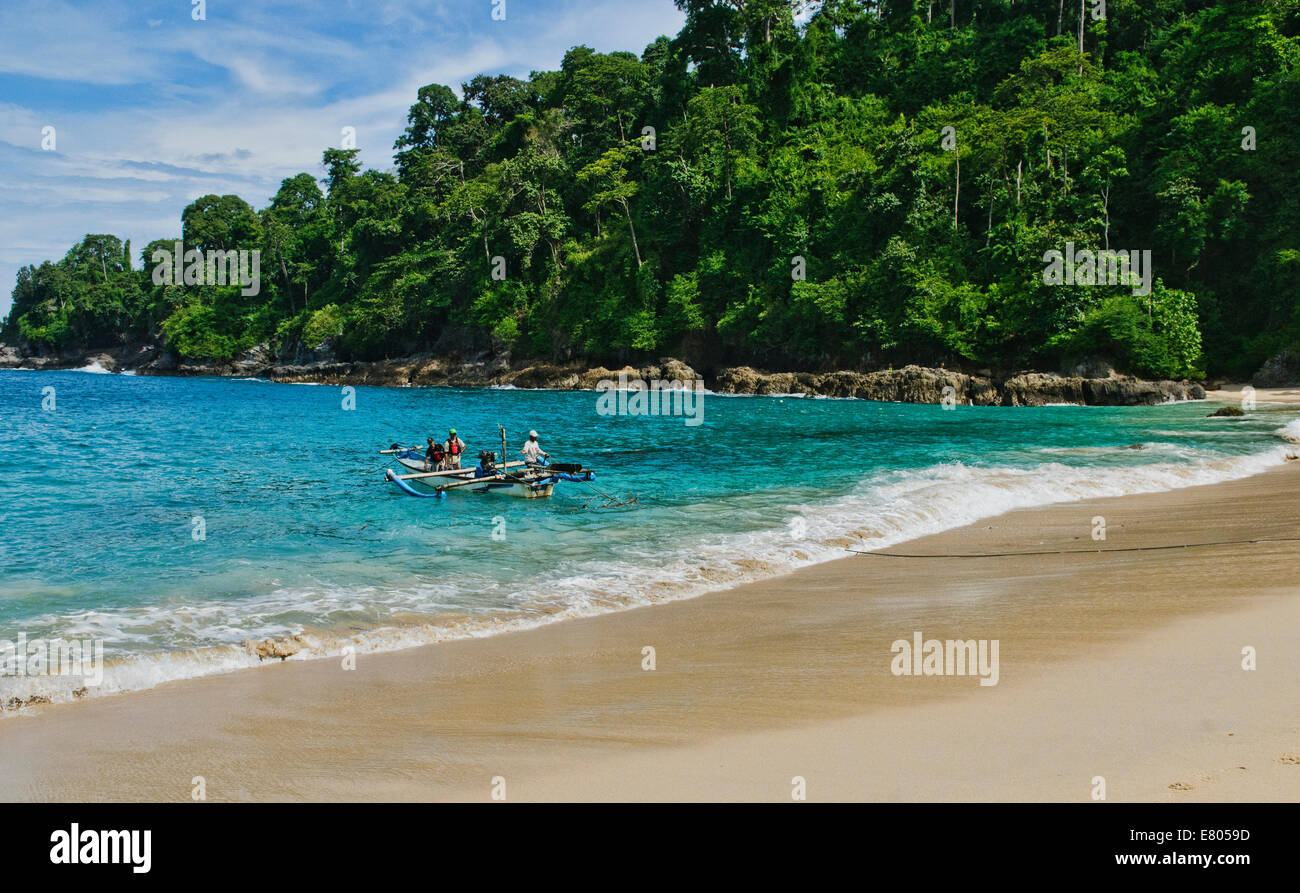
{"left": 244, "top": 635, "right": 309, "bottom": 662}
{"left": 1252, "top": 351, "right": 1300, "bottom": 388}
{"left": 0, "top": 340, "right": 1207, "bottom": 407}
{"left": 0, "top": 343, "right": 24, "bottom": 368}
{"left": 0, "top": 341, "right": 156, "bottom": 372}
{"left": 710, "top": 364, "right": 1203, "bottom": 406}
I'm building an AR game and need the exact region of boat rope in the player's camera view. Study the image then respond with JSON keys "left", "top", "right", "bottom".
{"left": 363, "top": 456, "right": 401, "bottom": 477}
{"left": 573, "top": 479, "right": 637, "bottom": 509}
{"left": 846, "top": 535, "right": 1300, "bottom": 559}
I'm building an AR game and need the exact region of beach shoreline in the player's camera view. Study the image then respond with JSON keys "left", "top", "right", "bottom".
{"left": 1208, "top": 384, "right": 1300, "bottom": 405}
{"left": 0, "top": 344, "right": 1212, "bottom": 406}
{"left": 3, "top": 461, "right": 1299, "bottom": 802}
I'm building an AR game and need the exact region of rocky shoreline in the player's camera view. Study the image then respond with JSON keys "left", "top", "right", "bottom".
{"left": 0, "top": 341, "right": 1208, "bottom": 406}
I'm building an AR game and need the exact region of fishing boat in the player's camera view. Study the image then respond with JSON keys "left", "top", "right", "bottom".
{"left": 380, "top": 427, "right": 594, "bottom": 499}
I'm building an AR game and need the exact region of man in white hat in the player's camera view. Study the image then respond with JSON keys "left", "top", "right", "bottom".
{"left": 520, "top": 430, "right": 550, "bottom": 467}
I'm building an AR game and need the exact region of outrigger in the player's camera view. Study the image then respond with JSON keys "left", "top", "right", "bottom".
{"left": 381, "top": 426, "right": 595, "bottom": 499}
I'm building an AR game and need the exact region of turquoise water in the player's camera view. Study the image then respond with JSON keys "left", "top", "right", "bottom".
{"left": 1, "top": 367, "right": 1296, "bottom": 704}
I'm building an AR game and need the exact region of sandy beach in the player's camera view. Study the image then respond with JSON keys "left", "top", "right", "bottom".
{"left": 1208, "top": 385, "right": 1300, "bottom": 405}
{"left": 3, "top": 462, "right": 1299, "bottom": 802}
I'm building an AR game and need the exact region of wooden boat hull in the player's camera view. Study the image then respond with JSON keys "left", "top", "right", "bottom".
{"left": 394, "top": 451, "right": 464, "bottom": 476}
{"left": 453, "top": 478, "right": 556, "bottom": 498}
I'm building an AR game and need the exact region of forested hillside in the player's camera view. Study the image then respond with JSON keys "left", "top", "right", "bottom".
{"left": 5, "top": 0, "right": 1298, "bottom": 380}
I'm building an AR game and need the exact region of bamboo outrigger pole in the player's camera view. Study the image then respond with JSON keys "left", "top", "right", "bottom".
{"left": 394, "top": 461, "right": 525, "bottom": 481}
{"left": 435, "top": 472, "right": 507, "bottom": 492}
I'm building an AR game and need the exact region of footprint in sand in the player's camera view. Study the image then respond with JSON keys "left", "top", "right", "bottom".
{"left": 1278, "top": 753, "right": 1300, "bottom": 765}
{"left": 1170, "top": 763, "right": 1250, "bottom": 794}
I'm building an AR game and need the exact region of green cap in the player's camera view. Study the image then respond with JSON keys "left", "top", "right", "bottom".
{"left": 449, "top": 428, "right": 456, "bottom": 435}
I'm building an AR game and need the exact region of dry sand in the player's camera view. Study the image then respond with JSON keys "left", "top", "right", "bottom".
{"left": 2, "top": 465, "right": 1299, "bottom": 802}
{"left": 1208, "top": 384, "right": 1300, "bottom": 405}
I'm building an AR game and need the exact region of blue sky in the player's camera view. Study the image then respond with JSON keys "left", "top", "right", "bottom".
{"left": 0, "top": 0, "right": 686, "bottom": 320}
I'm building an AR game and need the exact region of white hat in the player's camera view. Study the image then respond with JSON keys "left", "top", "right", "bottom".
{"left": 529, "top": 430, "right": 538, "bottom": 437}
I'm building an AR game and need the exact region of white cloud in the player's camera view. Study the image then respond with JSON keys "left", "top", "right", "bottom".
{"left": 0, "top": 1, "right": 164, "bottom": 84}
{"left": 0, "top": 0, "right": 687, "bottom": 323}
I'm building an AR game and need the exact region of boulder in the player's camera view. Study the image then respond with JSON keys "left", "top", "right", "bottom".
{"left": 862, "top": 369, "right": 1002, "bottom": 406}
{"left": 1252, "top": 351, "right": 1300, "bottom": 388}
{"left": 1001, "top": 372, "right": 1086, "bottom": 406}
{"left": 710, "top": 366, "right": 764, "bottom": 394}
{"left": 507, "top": 363, "right": 579, "bottom": 389}
{"left": 264, "top": 362, "right": 355, "bottom": 384}
{"left": 658, "top": 357, "right": 700, "bottom": 385}
{"left": 85, "top": 352, "right": 118, "bottom": 372}
{"left": 293, "top": 337, "right": 338, "bottom": 366}
{"left": 121, "top": 343, "right": 160, "bottom": 370}
{"left": 230, "top": 343, "right": 273, "bottom": 375}
{"left": 0, "top": 344, "right": 25, "bottom": 368}
{"left": 244, "top": 635, "right": 309, "bottom": 662}
{"left": 147, "top": 351, "right": 178, "bottom": 372}
{"left": 576, "top": 366, "right": 623, "bottom": 389}
{"left": 711, "top": 366, "right": 800, "bottom": 395}
{"left": 409, "top": 356, "right": 453, "bottom": 385}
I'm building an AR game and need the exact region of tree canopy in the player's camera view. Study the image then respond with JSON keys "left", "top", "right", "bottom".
{"left": 6, "top": 0, "right": 1299, "bottom": 381}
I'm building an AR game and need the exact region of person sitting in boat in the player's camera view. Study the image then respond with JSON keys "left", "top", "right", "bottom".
{"left": 475, "top": 450, "right": 497, "bottom": 477}
{"left": 423, "top": 436, "right": 446, "bottom": 472}
{"left": 521, "top": 430, "right": 550, "bottom": 467}
{"left": 445, "top": 429, "right": 466, "bottom": 469}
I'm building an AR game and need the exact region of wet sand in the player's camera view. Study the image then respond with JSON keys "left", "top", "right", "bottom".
{"left": 2, "top": 464, "right": 1298, "bottom": 802}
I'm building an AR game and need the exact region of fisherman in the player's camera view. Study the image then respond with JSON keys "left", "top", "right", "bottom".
{"left": 521, "top": 429, "right": 550, "bottom": 467}
{"left": 423, "top": 436, "right": 446, "bottom": 472}
{"left": 445, "top": 428, "right": 466, "bottom": 469}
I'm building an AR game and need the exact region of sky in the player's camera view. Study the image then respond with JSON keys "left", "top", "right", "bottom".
{"left": 0, "top": 0, "right": 687, "bottom": 321}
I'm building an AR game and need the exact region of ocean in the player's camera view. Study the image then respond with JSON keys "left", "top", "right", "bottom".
{"left": 1, "top": 367, "right": 1295, "bottom": 708}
